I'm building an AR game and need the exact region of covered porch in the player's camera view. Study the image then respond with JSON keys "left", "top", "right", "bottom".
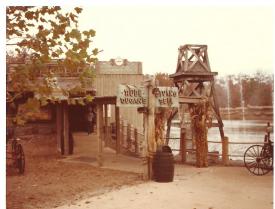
{"left": 56, "top": 95, "right": 142, "bottom": 172}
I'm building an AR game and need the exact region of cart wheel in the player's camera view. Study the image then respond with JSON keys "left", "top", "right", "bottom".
{"left": 15, "top": 144, "right": 25, "bottom": 174}
{"left": 261, "top": 145, "right": 273, "bottom": 169}
{"left": 244, "top": 145, "right": 272, "bottom": 176}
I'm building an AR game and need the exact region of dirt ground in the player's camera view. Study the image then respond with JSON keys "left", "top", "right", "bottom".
{"left": 55, "top": 165, "right": 273, "bottom": 209}
{"left": 6, "top": 135, "right": 143, "bottom": 209}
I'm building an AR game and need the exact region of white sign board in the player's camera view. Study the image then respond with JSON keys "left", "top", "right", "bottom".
{"left": 117, "top": 84, "right": 148, "bottom": 107}
{"left": 154, "top": 87, "right": 179, "bottom": 107}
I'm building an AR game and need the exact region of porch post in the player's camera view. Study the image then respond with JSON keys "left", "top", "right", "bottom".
{"left": 142, "top": 78, "right": 156, "bottom": 180}
{"left": 147, "top": 79, "right": 156, "bottom": 179}
{"left": 115, "top": 106, "right": 121, "bottom": 153}
{"left": 56, "top": 103, "right": 62, "bottom": 154}
{"left": 104, "top": 104, "right": 108, "bottom": 146}
{"left": 63, "top": 102, "right": 69, "bottom": 155}
{"left": 97, "top": 104, "right": 103, "bottom": 166}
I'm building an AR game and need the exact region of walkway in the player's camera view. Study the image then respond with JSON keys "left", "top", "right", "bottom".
{"left": 61, "top": 132, "right": 142, "bottom": 174}
{"left": 55, "top": 165, "right": 273, "bottom": 209}
{"left": 58, "top": 132, "right": 273, "bottom": 209}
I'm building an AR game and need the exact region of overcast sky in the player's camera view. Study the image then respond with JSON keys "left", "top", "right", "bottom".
{"left": 78, "top": 5, "right": 273, "bottom": 76}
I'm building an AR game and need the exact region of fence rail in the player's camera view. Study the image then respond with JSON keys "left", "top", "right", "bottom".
{"left": 104, "top": 120, "right": 144, "bottom": 157}
{"left": 167, "top": 135, "right": 270, "bottom": 164}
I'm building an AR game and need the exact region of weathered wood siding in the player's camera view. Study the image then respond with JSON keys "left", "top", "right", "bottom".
{"left": 94, "top": 60, "right": 145, "bottom": 131}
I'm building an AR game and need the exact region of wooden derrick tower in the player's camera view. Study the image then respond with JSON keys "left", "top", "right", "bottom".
{"left": 169, "top": 44, "right": 224, "bottom": 167}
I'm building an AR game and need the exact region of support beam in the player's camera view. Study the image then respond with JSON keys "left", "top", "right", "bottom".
{"left": 165, "top": 108, "right": 178, "bottom": 145}
{"left": 56, "top": 103, "right": 62, "bottom": 154}
{"left": 147, "top": 79, "right": 156, "bottom": 180}
{"left": 142, "top": 111, "right": 149, "bottom": 180}
{"left": 104, "top": 104, "right": 108, "bottom": 146}
{"left": 97, "top": 104, "right": 103, "bottom": 166}
{"left": 115, "top": 106, "right": 121, "bottom": 153}
{"left": 211, "top": 85, "right": 225, "bottom": 139}
{"left": 222, "top": 136, "right": 229, "bottom": 166}
{"left": 63, "top": 102, "right": 69, "bottom": 155}
{"left": 180, "top": 128, "right": 186, "bottom": 163}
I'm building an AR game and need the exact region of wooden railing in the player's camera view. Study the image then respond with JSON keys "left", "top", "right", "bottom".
{"left": 167, "top": 124, "right": 273, "bottom": 165}
{"left": 104, "top": 119, "right": 144, "bottom": 157}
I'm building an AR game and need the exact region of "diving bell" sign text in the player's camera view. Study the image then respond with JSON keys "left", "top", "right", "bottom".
{"left": 153, "top": 87, "right": 179, "bottom": 107}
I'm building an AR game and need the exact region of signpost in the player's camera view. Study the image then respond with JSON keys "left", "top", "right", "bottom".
{"left": 117, "top": 83, "right": 179, "bottom": 180}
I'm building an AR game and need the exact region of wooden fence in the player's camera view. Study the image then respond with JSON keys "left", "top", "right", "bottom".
{"left": 104, "top": 119, "right": 144, "bottom": 157}
{"left": 168, "top": 126, "right": 272, "bottom": 166}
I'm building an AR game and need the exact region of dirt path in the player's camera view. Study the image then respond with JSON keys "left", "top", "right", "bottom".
{"left": 6, "top": 135, "right": 143, "bottom": 209}
{"left": 6, "top": 135, "right": 273, "bottom": 209}
{"left": 56, "top": 166, "right": 273, "bottom": 209}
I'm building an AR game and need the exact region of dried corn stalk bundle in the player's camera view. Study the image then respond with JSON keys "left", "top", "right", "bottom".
{"left": 155, "top": 108, "right": 167, "bottom": 149}
{"left": 189, "top": 99, "right": 210, "bottom": 167}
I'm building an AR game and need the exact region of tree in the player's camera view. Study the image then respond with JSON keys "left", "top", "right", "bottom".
{"left": 6, "top": 6, "right": 98, "bottom": 124}
{"left": 214, "top": 72, "right": 273, "bottom": 109}
{"left": 155, "top": 73, "right": 174, "bottom": 87}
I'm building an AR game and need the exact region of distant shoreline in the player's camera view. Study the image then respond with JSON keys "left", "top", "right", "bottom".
{"left": 219, "top": 106, "right": 273, "bottom": 121}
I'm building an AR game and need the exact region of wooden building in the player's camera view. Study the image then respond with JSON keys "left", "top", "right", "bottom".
{"left": 94, "top": 58, "right": 145, "bottom": 131}
{"left": 7, "top": 58, "right": 146, "bottom": 156}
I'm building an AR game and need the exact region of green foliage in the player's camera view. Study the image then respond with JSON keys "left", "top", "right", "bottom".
{"left": 6, "top": 6, "right": 98, "bottom": 125}
{"left": 85, "top": 95, "right": 94, "bottom": 103}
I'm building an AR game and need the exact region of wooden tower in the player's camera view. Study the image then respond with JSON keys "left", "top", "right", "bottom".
{"left": 169, "top": 44, "right": 225, "bottom": 166}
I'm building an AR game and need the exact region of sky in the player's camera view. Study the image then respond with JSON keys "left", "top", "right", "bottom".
{"left": 77, "top": 5, "right": 273, "bottom": 76}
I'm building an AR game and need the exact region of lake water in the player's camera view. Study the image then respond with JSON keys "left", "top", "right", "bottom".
{"left": 169, "top": 120, "right": 273, "bottom": 160}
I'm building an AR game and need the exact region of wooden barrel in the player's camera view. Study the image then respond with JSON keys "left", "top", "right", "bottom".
{"left": 152, "top": 146, "right": 174, "bottom": 182}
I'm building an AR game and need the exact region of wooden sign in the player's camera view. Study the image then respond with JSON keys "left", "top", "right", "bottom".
{"left": 153, "top": 87, "right": 179, "bottom": 107}
{"left": 117, "top": 84, "right": 148, "bottom": 107}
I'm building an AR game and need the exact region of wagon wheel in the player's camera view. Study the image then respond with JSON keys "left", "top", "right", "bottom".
{"left": 244, "top": 145, "right": 272, "bottom": 176}
{"left": 261, "top": 144, "right": 273, "bottom": 170}
{"left": 15, "top": 144, "right": 25, "bottom": 174}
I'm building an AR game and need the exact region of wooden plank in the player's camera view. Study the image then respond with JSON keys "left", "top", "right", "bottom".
{"left": 147, "top": 81, "right": 156, "bottom": 180}
{"left": 210, "top": 122, "right": 221, "bottom": 127}
{"left": 204, "top": 49, "right": 212, "bottom": 72}
{"left": 127, "top": 123, "right": 131, "bottom": 150}
{"left": 97, "top": 104, "right": 103, "bottom": 166}
{"left": 147, "top": 81, "right": 156, "bottom": 153}
{"left": 56, "top": 104, "right": 62, "bottom": 154}
{"left": 176, "top": 51, "right": 183, "bottom": 72}
{"left": 185, "top": 44, "right": 207, "bottom": 48}
{"left": 184, "top": 81, "right": 201, "bottom": 97}
{"left": 142, "top": 103, "right": 149, "bottom": 180}
{"left": 187, "top": 59, "right": 198, "bottom": 71}
{"left": 115, "top": 106, "right": 121, "bottom": 153}
{"left": 104, "top": 104, "right": 108, "bottom": 146}
{"left": 187, "top": 46, "right": 209, "bottom": 72}
{"left": 171, "top": 74, "right": 216, "bottom": 83}
{"left": 165, "top": 108, "right": 178, "bottom": 143}
{"left": 93, "top": 96, "right": 117, "bottom": 105}
{"left": 63, "top": 102, "right": 69, "bottom": 155}
{"left": 179, "top": 96, "right": 203, "bottom": 104}
{"left": 180, "top": 128, "right": 186, "bottom": 163}
{"left": 211, "top": 83, "right": 225, "bottom": 139}
{"left": 198, "top": 57, "right": 211, "bottom": 72}
{"left": 184, "top": 51, "right": 188, "bottom": 72}
{"left": 134, "top": 128, "right": 138, "bottom": 155}
{"left": 222, "top": 136, "right": 229, "bottom": 166}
